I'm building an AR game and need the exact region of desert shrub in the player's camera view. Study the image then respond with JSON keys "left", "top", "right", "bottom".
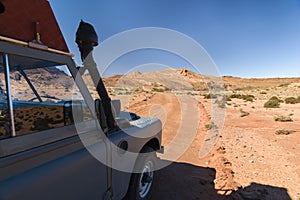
{"left": 235, "top": 87, "right": 255, "bottom": 91}
{"left": 275, "top": 129, "right": 296, "bottom": 135}
{"left": 205, "top": 122, "right": 218, "bottom": 130}
{"left": 278, "top": 83, "right": 290, "bottom": 87}
{"left": 240, "top": 109, "right": 250, "bottom": 117}
{"left": 264, "top": 96, "right": 281, "bottom": 108}
{"left": 230, "top": 94, "right": 242, "bottom": 99}
{"left": 260, "top": 91, "right": 267, "bottom": 94}
{"left": 285, "top": 97, "right": 300, "bottom": 104}
{"left": 153, "top": 88, "right": 165, "bottom": 92}
{"left": 229, "top": 94, "right": 255, "bottom": 102}
{"left": 274, "top": 115, "right": 293, "bottom": 122}
{"left": 243, "top": 95, "right": 255, "bottom": 102}
{"left": 264, "top": 100, "right": 280, "bottom": 108}
{"left": 204, "top": 93, "right": 217, "bottom": 99}
{"left": 269, "top": 96, "right": 283, "bottom": 102}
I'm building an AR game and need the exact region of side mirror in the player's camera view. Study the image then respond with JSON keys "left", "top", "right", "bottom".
{"left": 95, "top": 99, "right": 108, "bottom": 135}
{"left": 111, "top": 99, "right": 121, "bottom": 117}
{"left": 63, "top": 100, "right": 83, "bottom": 125}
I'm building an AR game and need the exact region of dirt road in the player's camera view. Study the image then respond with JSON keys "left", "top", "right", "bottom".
{"left": 125, "top": 93, "right": 300, "bottom": 200}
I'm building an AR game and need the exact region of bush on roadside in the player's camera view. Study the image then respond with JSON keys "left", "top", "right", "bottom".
{"left": 204, "top": 93, "right": 217, "bottom": 99}
{"left": 275, "top": 129, "right": 296, "bottom": 135}
{"left": 229, "top": 94, "right": 242, "bottom": 99}
{"left": 243, "top": 95, "right": 255, "bottom": 102}
{"left": 205, "top": 122, "right": 218, "bottom": 130}
{"left": 285, "top": 97, "right": 300, "bottom": 104}
{"left": 229, "top": 94, "right": 255, "bottom": 102}
{"left": 153, "top": 88, "right": 165, "bottom": 92}
{"left": 270, "top": 96, "right": 283, "bottom": 102}
{"left": 274, "top": 115, "right": 293, "bottom": 122}
{"left": 264, "top": 96, "right": 281, "bottom": 108}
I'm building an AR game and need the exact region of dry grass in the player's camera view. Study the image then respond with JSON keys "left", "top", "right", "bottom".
{"left": 285, "top": 96, "right": 300, "bottom": 104}
{"left": 275, "top": 129, "right": 296, "bottom": 135}
{"left": 229, "top": 94, "right": 255, "bottom": 102}
{"left": 274, "top": 115, "right": 293, "bottom": 122}
{"left": 205, "top": 122, "right": 218, "bottom": 130}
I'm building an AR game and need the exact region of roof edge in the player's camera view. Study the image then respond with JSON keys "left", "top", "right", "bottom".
{"left": 0, "top": 35, "right": 74, "bottom": 57}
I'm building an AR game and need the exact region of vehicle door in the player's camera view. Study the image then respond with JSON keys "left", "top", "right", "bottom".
{"left": 0, "top": 50, "right": 108, "bottom": 200}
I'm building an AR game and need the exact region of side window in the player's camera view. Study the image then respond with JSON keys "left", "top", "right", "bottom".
{"left": 0, "top": 54, "right": 93, "bottom": 138}
{"left": 11, "top": 65, "right": 72, "bottom": 135}
{"left": 0, "top": 54, "right": 10, "bottom": 139}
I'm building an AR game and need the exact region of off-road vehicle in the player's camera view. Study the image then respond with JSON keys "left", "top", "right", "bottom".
{"left": 0, "top": 1, "right": 163, "bottom": 199}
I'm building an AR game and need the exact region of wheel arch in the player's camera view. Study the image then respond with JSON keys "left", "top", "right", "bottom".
{"left": 140, "top": 138, "right": 160, "bottom": 153}
{"left": 126, "top": 138, "right": 159, "bottom": 200}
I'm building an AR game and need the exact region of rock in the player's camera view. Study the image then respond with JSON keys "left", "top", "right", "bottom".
{"left": 217, "top": 190, "right": 227, "bottom": 195}
{"left": 224, "top": 161, "right": 232, "bottom": 167}
{"left": 217, "top": 146, "right": 226, "bottom": 154}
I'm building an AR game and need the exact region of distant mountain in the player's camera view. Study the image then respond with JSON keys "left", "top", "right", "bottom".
{"left": 104, "top": 68, "right": 195, "bottom": 90}
{"left": 222, "top": 76, "right": 300, "bottom": 90}
{"left": 0, "top": 67, "right": 73, "bottom": 101}
{"left": 9, "top": 66, "right": 298, "bottom": 98}
{"left": 103, "top": 68, "right": 300, "bottom": 91}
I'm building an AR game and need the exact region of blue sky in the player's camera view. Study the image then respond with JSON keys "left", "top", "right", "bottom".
{"left": 50, "top": 0, "right": 300, "bottom": 78}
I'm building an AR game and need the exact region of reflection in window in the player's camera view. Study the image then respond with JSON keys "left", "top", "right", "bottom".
{"left": 81, "top": 69, "right": 99, "bottom": 100}
{"left": 0, "top": 54, "right": 93, "bottom": 137}
{"left": 0, "top": 54, "right": 10, "bottom": 139}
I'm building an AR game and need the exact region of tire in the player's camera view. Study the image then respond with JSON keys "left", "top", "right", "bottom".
{"left": 127, "top": 147, "right": 157, "bottom": 200}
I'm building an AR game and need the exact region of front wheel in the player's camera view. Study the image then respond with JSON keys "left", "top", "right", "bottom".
{"left": 127, "top": 147, "right": 157, "bottom": 200}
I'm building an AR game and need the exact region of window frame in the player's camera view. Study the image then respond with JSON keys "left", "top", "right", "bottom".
{"left": 0, "top": 40, "right": 97, "bottom": 157}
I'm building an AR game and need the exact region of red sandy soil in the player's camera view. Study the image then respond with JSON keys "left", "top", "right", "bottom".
{"left": 125, "top": 93, "right": 300, "bottom": 200}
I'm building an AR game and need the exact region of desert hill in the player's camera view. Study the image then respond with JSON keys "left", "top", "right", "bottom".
{"left": 222, "top": 76, "right": 300, "bottom": 90}
{"left": 104, "top": 68, "right": 194, "bottom": 90}
{"left": 0, "top": 67, "right": 73, "bottom": 101}
{"left": 2, "top": 66, "right": 298, "bottom": 101}
{"left": 103, "top": 67, "right": 300, "bottom": 92}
